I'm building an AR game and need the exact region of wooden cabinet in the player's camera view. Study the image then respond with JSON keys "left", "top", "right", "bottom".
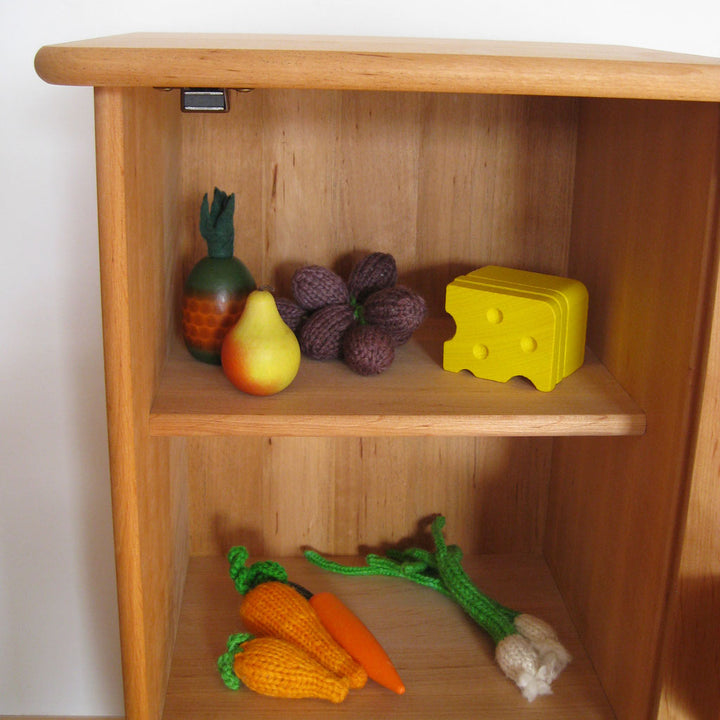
{"left": 35, "top": 35, "right": 720, "bottom": 720}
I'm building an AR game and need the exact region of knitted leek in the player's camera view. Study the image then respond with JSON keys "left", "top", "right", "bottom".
{"left": 305, "top": 514, "right": 571, "bottom": 701}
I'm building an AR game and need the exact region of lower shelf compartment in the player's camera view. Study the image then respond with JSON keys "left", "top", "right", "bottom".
{"left": 163, "top": 554, "right": 615, "bottom": 719}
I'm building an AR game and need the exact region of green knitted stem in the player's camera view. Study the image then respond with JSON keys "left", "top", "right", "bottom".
{"left": 430, "top": 516, "right": 518, "bottom": 644}
{"left": 305, "top": 515, "right": 520, "bottom": 645}
{"left": 200, "top": 187, "right": 235, "bottom": 259}
{"left": 218, "top": 632, "right": 253, "bottom": 690}
{"left": 349, "top": 295, "right": 366, "bottom": 324}
{"left": 228, "top": 546, "right": 288, "bottom": 594}
{"left": 304, "top": 550, "right": 451, "bottom": 596}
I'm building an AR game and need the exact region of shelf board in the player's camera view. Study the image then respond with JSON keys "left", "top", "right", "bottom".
{"left": 150, "top": 321, "right": 645, "bottom": 437}
{"left": 35, "top": 33, "right": 720, "bottom": 101}
{"left": 163, "top": 554, "right": 614, "bottom": 720}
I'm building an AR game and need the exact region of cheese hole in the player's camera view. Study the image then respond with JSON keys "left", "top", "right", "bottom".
{"left": 486, "top": 308, "right": 503, "bottom": 324}
{"left": 473, "top": 343, "right": 489, "bottom": 360}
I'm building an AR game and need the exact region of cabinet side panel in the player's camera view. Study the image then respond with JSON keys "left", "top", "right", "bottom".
{"left": 657, "top": 125, "right": 720, "bottom": 720}
{"left": 95, "top": 86, "right": 151, "bottom": 720}
{"left": 179, "top": 90, "right": 577, "bottom": 316}
{"left": 546, "top": 99, "right": 720, "bottom": 720}
{"left": 187, "top": 436, "right": 552, "bottom": 557}
{"left": 95, "top": 87, "right": 187, "bottom": 720}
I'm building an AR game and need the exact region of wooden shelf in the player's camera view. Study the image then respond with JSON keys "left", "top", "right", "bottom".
{"left": 36, "top": 31, "right": 720, "bottom": 720}
{"left": 34, "top": 33, "right": 720, "bottom": 100}
{"left": 163, "top": 555, "right": 614, "bottom": 720}
{"left": 151, "top": 321, "right": 645, "bottom": 437}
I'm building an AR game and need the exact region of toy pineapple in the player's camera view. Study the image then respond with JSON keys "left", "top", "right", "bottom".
{"left": 181, "top": 188, "right": 256, "bottom": 364}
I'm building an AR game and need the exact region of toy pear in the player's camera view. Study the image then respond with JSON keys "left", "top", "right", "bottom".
{"left": 221, "top": 290, "right": 301, "bottom": 395}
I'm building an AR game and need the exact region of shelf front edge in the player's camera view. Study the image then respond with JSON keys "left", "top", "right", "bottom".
{"left": 35, "top": 34, "right": 720, "bottom": 101}
{"left": 148, "top": 411, "right": 646, "bottom": 437}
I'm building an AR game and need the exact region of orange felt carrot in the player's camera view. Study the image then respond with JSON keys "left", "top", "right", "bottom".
{"left": 219, "top": 632, "right": 350, "bottom": 703}
{"left": 240, "top": 580, "right": 368, "bottom": 689}
{"left": 309, "top": 591, "right": 406, "bottom": 694}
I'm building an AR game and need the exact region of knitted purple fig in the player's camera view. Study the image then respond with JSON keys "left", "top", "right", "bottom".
{"left": 343, "top": 324, "right": 395, "bottom": 376}
{"left": 292, "top": 265, "right": 349, "bottom": 310}
{"left": 276, "top": 297, "right": 307, "bottom": 333}
{"left": 347, "top": 252, "right": 398, "bottom": 303}
{"left": 362, "top": 286, "right": 427, "bottom": 346}
{"left": 299, "top": 304, "right": 356, "bottom": 360}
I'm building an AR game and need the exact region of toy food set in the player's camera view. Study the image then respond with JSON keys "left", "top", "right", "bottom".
{"left": 181, "top": 199, "right": 428, "bottom": 381}
{"left": 181, "top": 188, "right": 585, "bottom": 396}
{"left": 219, "top": 516, "right": 571, "bottom": 704}
{"left": 443, "top": 266, "right": 588, "bottom": 391}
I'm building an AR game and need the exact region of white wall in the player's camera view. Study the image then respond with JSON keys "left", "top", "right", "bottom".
{"left": 1, "top": 1, "right": 718, "bottom": 715}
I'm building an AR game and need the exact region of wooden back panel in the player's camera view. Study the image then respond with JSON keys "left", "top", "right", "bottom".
{"left": 179, "top": 90, "right": 577, "bottom": 312}
{"left": 186, "top": 436, "right": 553, "bottom": 557}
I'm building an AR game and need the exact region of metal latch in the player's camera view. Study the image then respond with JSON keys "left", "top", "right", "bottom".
{"left": 181, "top": 88, "right": 230, "bottom": 113}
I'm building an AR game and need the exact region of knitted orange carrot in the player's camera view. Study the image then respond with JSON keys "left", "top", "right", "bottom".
{"left": 228, "top": 548, "right": 367, "bottom": 689}
{"left": 218, "top": 632, "right": 350, "bottom": 703}
{"left": 309, "top": 591, "right": 405, "bottom": 694}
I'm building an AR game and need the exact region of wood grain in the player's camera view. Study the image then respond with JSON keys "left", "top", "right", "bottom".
{"left": 545, "top": 99, "right": 720, "bottom": 720}
{"left": 656, "top": 126, "right": 720, "bottom": 720}
{"left": 185, "top": 435, "right": 553, "bottom": 557}
{"left": 35, "top": 34, "right": 720, "bottom": 101}
{"left": 178, "top": 89, "right": 578, "bottom": 314}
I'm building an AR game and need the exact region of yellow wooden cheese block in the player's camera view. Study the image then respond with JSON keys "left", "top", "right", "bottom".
{"left": 443, "top": 266, "right": 588, "bottom": 391}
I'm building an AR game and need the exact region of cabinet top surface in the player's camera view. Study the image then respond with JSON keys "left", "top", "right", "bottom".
{"left": 35, "top": 32, "right": 720, "bottom": 100}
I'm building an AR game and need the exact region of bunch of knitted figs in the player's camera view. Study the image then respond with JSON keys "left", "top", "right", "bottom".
{"left": 276, "top": 253, "right": 427, "bottom": 375}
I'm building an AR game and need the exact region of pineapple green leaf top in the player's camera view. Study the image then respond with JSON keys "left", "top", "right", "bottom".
{"left": 200, "top": 187, "right": 235, "bottom": 259}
